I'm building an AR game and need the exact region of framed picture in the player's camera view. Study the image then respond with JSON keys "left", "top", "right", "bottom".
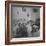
{"left": 5, "top": 1, "right": 45, "bottom": 45}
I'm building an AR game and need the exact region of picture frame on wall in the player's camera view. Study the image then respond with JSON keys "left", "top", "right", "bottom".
{"left": 5, "top": 1, "right": 45, "bottom": 45}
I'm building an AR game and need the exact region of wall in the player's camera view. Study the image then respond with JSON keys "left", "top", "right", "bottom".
{"left": 0, "top": 0, "right": 46, "bottom": 46}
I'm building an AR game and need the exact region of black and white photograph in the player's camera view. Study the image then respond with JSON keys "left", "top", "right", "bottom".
{"left": 11, "top": 5, "right": 40, "bottom": 38}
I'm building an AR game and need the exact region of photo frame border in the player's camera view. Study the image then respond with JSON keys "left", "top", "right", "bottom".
{"left": 5, "top": 1, "right": 45, "bottom": 45}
